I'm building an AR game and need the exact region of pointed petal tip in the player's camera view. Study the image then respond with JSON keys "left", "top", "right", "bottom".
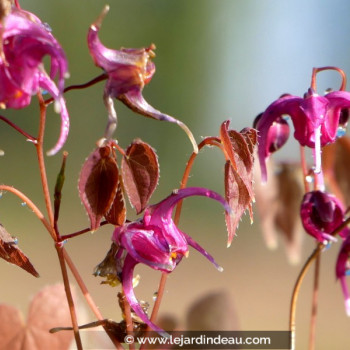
{"left": 92, "top": 5, "right": 110, "bottom": 29}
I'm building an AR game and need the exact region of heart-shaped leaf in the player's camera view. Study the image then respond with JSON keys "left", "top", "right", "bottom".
{"left": 121, "top": 139, "right": 159, "bottom": 214}
{"left": 0, "top": 223, "right": 39, "bottom": 277}
{"left": 0, "top": 284, "right": 75, "bottom": 350}
{"left": 105, "top": 179, "right": 126, "bottom": 227}
{"left": 79, "top": 145, "right": 119, "bottom": 231}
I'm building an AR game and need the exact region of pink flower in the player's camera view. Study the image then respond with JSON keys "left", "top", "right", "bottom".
{"left": 112, "top": 187, "right": 231, "bottom": 335}
{"left": 0, "top": 7, "right": 69, "bottom": 155}
{"left": 256, "top": 68, "right": 350, "bottom": 182}
{"left": 300, "top": 190, "right": 347, "bottom": 243}
{"left": 336, "top": 234, "right": 350, "bottom": 316}
{"left": 87, "top": 6, "right": 198, "bottom": 153}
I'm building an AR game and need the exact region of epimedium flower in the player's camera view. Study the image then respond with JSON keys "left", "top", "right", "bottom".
{"left": 0, "top": 5, "right": 69, "bottom": 155}
{"left": 300, "top": 190, "right": 348, "bottom": 243}
{"left": 336, "top": 233, "right": 350, "bottom": 316}
{"left": 87, "top": 5, "right": 198, "bottom": 153}
{"left": 112, "top": 187, "right": 231, "bottom": 335}
{"left": 256, "top": 67, "right": 350, "bottom": 182}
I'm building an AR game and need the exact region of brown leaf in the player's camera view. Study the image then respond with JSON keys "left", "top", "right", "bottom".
{"left": 254, "top": 160, "right": 304, "bottom": 264}
{"left": 121, "top": 139, "right": 159, "bottom": 214}
{"left": 0, "top": 284, "right": 75, "bottom": 350}
{"left": 220, "top": 121, "right": 257, "bottom": 245}
{"left": 0, "top": 223, "right": 39, "bottom": 277}
{"left": 186, "top": 291, "right": 239, "bottom": 331}
{"left": 79, "top": 145, "right": 119, "bottom": 231}
{"left": 224, "top": 161, "right": 252, "bottom": 246}
{"left": 105, "top": 179, "right": 126, "bottom": 226}
{"left": 323, "top": 136, "right": 350, "bottom": 208}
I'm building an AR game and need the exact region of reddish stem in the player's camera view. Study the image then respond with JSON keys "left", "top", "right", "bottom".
{"left": 0, "top": 115, "right": 36, "bottom": 141}
{"left": 63, "top": 249, "right": 123, "bottom": 349}
{"left": 44, "top": 73, "right": 108, "bottom": 105}
{"left": 122, "top": 289, "right": 135, "bottom": 350}
{"left": 61, "top": 220, "right": 108, "bottom": 240}
{"left": 311, "top": 66, "right": 347, "bottom": 91}
{"left": 308, "top": 252, "right": 320, "bottom": 350}
{"left": 148, "top": 136, "right": 222, "bottom": 332}
{"left": 35, "top": 93, "right": 82, "bottom": 349}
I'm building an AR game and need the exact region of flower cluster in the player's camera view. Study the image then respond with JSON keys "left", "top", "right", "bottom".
{"left": 256, "top": 66, "right": 350, "bottom": 317}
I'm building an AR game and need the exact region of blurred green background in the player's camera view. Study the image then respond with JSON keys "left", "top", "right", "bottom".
{"left": 1, "top": 0, "right": 350, "bottom": 348}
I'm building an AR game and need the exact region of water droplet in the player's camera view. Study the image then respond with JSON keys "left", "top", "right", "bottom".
{"left": 12, "top": 237, "right": 18, "bottom": 245}
{"left": 153, "top": 292, "right": 158, "bottom": 301}
{"left": 305, "top": 175, "right": 313, "bottom": 183}
{"left": 21, "top": 202, "right": 27, "bottom": 207}
{"left": 42, "top": 22, "right": 52, "bottom": 32}
{"left": 346, "top": 269, "right": 350, "bottom": 277}
{"left": 0, "top": 191, "right": 3, "bottom": 199}
{"left": 337, "top": 126, "right": 347, "bottom": 138}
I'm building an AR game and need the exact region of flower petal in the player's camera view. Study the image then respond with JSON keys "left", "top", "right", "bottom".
{"left": 119, "top": 89, "right": 198, "bottom": 153}
{"left": 122, "top": 254, "right": 169, "bottom": 337}
{"left": 145, "top": 187, "right": 231, "bottom": 226}
{"left": 183, "top": 231, "right": 223, "bottom": 271}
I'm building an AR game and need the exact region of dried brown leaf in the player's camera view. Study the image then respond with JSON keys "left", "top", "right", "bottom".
{"left": 79, "top": 146, "right": 119, "bottom": 231}
{"left": 121, "top": 139, "right": 159, "bottom": 214}
{"left": 0, "top": 224, "right": 39, "bottom": 277}
{"left": 224, "top": 161, "right": 252, "bottom": 246}
{"left": 220, "top": 121, "right": 257, "bottom": 245}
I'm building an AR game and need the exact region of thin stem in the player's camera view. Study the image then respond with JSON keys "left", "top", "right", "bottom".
{"left": 289, "top": 217, "right": 350, "bottom": 350}
{"left": 289, "top": 243, "right": 324, "bottom": 350}
{"left": 44, "top": 73, "right": 108, "bottom": 105}
{"left": 147, "top": 136, "right": 222, "bottom": 335}
{"left": 63, "top": 249, "right": 123, "bottom": 349}
{"left": 36, "top": 93, "right": 82, "bottom": 348}
{"left": 174, "top": 137, "right": 222, "bottom": 223}
{"left": 56, "top": 245, "right": 83, "bottom": 350}
{"left": 311, "top": 66, "right": 347, "bottom": 92}
{"left": 300, "top": 146, "right": 310, "bottom": 193}
{"left": 122, "top": 289, "right": 135, "bottom": 350}
{"left": 36, "top": 93, "right": 55, "bottom": 228}
{"left": 308, "top": 252, "right": 320, "bottom": 350}
{"left": 61, "top": 220, "right": 108, "bottom": 240}
{"left": 0, "top": 185, "right": 55, "bottom": 239}
{"left": 0, "top": 115, "right": 36, "bottom": 141}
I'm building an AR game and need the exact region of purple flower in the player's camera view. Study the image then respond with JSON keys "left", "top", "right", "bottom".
{"left": 336, "top": 234, "right": 350, "bottom": 316}
{"left": 87, "top": 6, "right": 198, "bottom": 153}
{"left": 300, "top": 190, "right": 347, "bottom": 243}
{"left": 256, "top": 70, "right": 350, "bottom": 182}
{"left": 112, "top": 187, "right": 231, "bottom": 335}
{"left": 0, "top": 7, "right": 69, "bottom": 155}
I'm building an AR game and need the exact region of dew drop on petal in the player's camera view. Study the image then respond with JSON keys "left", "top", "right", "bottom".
{"left": 153, "top": 292, "right": 158, "bottom": 301}
{"left": 337, "top": 126, "right": 347, "bottom": 138}
{"left": 42, "top": 22, "right": 52, "bottom": 32}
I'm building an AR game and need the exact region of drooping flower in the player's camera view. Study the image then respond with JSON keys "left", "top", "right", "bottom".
{"left": 256, "top": 67, "right": 350, "bottom": 182}
{"left": 336, "top": 233, "right": 350, "bottom": 316}
{"left": 88, "top": 5, "right": 198, "bottom": 153}
{"left": 0, "top": 6, "right": 69, "bottom": 155}
{"left": 300, "top": 190, "right": 348, "bottom": 243}
{"left": 112, "top": 187, "right": 231, "bottom": 335}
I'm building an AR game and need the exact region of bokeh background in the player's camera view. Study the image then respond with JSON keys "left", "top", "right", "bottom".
{"left": 1, "top": 0, "right": 350, "bottom": 348}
